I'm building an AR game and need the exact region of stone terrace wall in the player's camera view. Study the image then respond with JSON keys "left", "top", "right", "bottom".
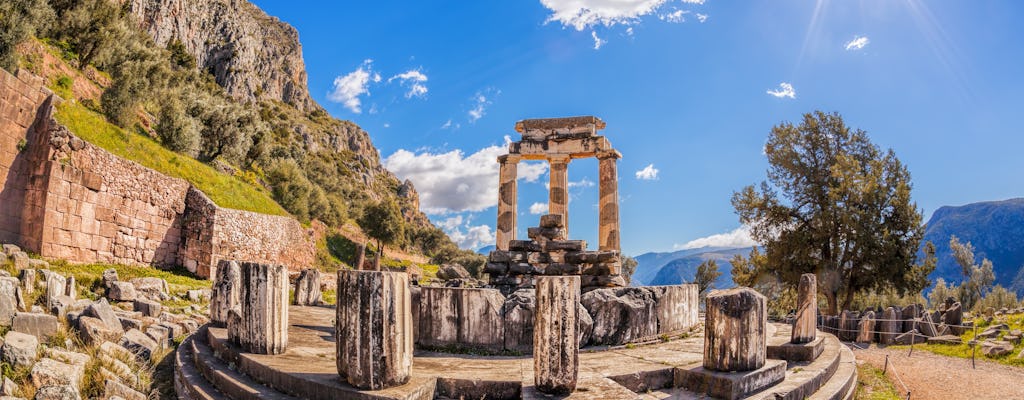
{"left": 179, "top": 188, "right": 315, "bottom": 278}
{"left": 0, "top": 69, "right": 52, "bottom": 246}
{"left": 0, "top": 68, "right": 314, "bottom": 278}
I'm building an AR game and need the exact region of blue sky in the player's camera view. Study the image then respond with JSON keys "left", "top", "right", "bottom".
{"left": 251, "top": 0, "right": 1024, "bottom": 256}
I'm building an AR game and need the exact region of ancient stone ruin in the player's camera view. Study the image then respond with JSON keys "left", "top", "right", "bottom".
{"left": 336, "top": 269, "right": 412, "bottom": 390}
{"left": 488, "top": 116, "right": 624, "bottom": 293}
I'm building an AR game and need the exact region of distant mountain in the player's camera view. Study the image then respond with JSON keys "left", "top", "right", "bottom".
{"left": 477, "top": 245, "right": 496, "bottom": 255}
{"left": 631, "top": 247, "right": 732, "bottom": 286}
{"left": 649, "top": 247, "right": 754, "bottom": 288}
{"left": 922, "top": 198, "right": 1024, "bottom": 294}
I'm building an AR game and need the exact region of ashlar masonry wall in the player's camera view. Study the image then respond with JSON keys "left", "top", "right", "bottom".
{"left": 0, "top": 68, "right": 314, "bottom": 277}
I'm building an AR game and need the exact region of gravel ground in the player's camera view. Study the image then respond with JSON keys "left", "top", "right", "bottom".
{"left": 850, "top": 343, "right": 1024, "bottom": 400}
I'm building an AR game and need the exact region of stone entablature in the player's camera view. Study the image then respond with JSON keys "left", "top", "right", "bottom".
{"left": 0, "top": 68, "right": 314, "bottom": 278}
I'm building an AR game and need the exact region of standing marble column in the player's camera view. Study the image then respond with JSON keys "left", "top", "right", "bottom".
{"left": 496, "top": 154, "right": 520, "bottom": 251}
{"left": 791, "top": 273, "right": 817, "bottom": 343}
{"left": 211, "top": 260, "right": 241, "bottom": 327}
{"left": 534, "top": 276, "right": 580, "bottom": 395}
{"left": 233, "top": 262, "right": 289, "bottom": 355}
{"left": 548, "top": 154, "right": 570, "bottom": 239}
{"left": 354, "top": 242, "right": 366, "bottom": 270}
{"left": 704, "top": 287, "right": 766, "bottom": 372}
{"left": 597, "top": 151, "right": 621, "bottom": 252}
{"left": 336, "top": 270, "right": 413, "bottom": 390}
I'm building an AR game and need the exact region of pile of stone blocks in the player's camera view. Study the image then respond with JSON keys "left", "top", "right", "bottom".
{"left": 485, "top": 214, "right": 624, "bottom": 295}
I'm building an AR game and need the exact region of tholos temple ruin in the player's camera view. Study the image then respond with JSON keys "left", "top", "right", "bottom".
{"left": 179, "top": 117, "right": 858, "bottom": 399}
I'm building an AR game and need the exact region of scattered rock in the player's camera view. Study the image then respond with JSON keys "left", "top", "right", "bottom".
{"left": 16, "top": 269, "right": 33, "bottom": 295}
{"left": 893, "top": 330, "right": 928, "bottom": 345}
{"left": 32, "top": 357, "right": 84, "bottom": 388}
{"left": 32, "top": 384, "right": 80, "bottom": 400}
{"left": 1, "top": 331, "right": 38, "bottom": 368}
{"left": 581, "top": 287, "right": 656, "bottom": 345}
{"left": 436, "top": 264, "right": 472, "bottom": 280}
{"left": 927, "top": 335, "right": 963, "bottom": 345}
{"left": 119, "top": 329, "right": 158, "bottom": 361}
{"left": 102, "top": 269, "right": 119, "bottom": 289}
{"left": 99, "top": 342, "right": 134, "bottom": 361}
{"left": 11, "top": 312, "right": 59, "bottom": 341}
{"left": 0, "top": 278, "right": 20, "bottom": 326}
{"left": 293, "top": 269, "right": 322, "bottom": 306}
{"left": 186, "top": 289, "right": 208, "bottom": 303}
{"left": 106, "top": 282, "right": 137, "bottom": 302}
{"left": 128, "top": 278, "right": 168, "bottom": 301}
{"left": 78, "top": 316, "right": 122, "bottom": 346}
{"left": 83, "top": 299, "right": 125, "bottom": 335}
{"left": 27, "top": 259, "right": 48, "bottom": 269}
{"left": 982, "top": 340, "right": 1014, "bottom": 357}
{"left": 64, "top": 276, "right": 75, "bottom": 300}
{"left": 10, "top": 252, "right": 28, "bottom": 271}
{"left": 0, "top": 377, "right": 17, "bottom": 396}
{"left": 1, "top": 245, "right": 20, "bottom": 256}
{"left": 132, "top": 299, "right": 160, "bottom": 318}
{"left": 104, "top": 379, "right": 146, "bottom": 400}
{"left": 145, "top": 325, "right": 170, "bottom": 349}
{"left": 118, "top": 317, "right": 142, "bottom": 331}
{"left": 45, "top": 349, "right": 89, "bottom": 367}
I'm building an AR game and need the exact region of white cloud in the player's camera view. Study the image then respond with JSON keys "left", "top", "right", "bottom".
{"left": 660, "top": 9, "right": 688, "bottom": 23}
{"left": 635, "top": 164, "right": 659, "bottom": 180}
{"left": 591, "top": 31, "right": 607, "bottom": 50}
{"left": 441, "top": 119, "right": 460, "bottom": 130}
{"left": 468, "top": 92, "right": 494, "bottom": 123}
{"left": 540, "top": 0, "right": 669, "bottom": 30}
{"left": 327, "top": 60, "right": 380, "bottom": 113}
{"left": 844, "top": 35, "right": 869, "bottom": 51}
{"left": 529, "top": 202, "right": 549, "bottom": 215}
{"left": 766, "top": 82, "right": 796, "bottom": 99}
{"left": 569, "top": 178, "right": 595, "bottom": 188}
{"left": 673, "top": 226, "right": 758, "bottom": 250}
{"left": 696, "top": 13, "right": 707, "bottom": 23}
{"left": 383, "top": 123, "right": 390, "bottom": 128}
{"left": 437, "top": 215, "right": 495, "bottom": 250}
{"left": 388, "top": 69, "right": 429, "bottom": 98}
{"left": 383, "top": 139, "right": 548, "bottom": 215}
{"left": 626, "top": 27, "right": 634, "bottom": 36}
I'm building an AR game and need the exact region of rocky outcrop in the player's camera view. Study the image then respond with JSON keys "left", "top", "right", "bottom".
{"left": 128, "top": 0, "right": 315, "bottom": 112}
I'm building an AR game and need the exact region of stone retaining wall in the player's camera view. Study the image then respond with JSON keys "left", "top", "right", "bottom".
{"left": 0, "top": 68, "right": 314, "bottom": 277}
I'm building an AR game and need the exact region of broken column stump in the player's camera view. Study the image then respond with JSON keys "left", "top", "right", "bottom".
{"left": 230, "top": 262, "right": 289, "bottom": 355}
{"left": 704, "top": 287, "right": 766, "bottom": 372}
{"left": 678, "top": 287, "right": 785, "bottom": 400}
{"left": 533, "top": 276, "right": 580, "bottom": 395}
{"left": 293, "top": 268, "right": 322, "bottom": 306}
{"left": 792, "top": 273, "right": 817, "bottom": 344}
{"left": 211, "top": 260, "right": 240, "bottom": 327}
{"left": 336, "top": 270, "right": 413, "bottom": 390}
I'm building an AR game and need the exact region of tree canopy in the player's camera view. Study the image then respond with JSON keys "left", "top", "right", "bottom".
{"left": 358, "top": 199, "right": 405, "bottom": 257}
{"left": 731, "top": 111, "right": 933, "bottom": 314}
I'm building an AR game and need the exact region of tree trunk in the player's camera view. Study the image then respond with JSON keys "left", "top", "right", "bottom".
{"left": 825, "top": 292, "right": 838, "bottom": 316}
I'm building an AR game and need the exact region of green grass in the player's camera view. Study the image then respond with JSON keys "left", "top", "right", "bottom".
{"left": 855, "top": 363, "right": 904, "bottom": 400}
{"left": 892, "top": 315, "right": 1024, "bottom": 368}
{"left": 53, "top": 101, "right": 288, "bottom": 216}
{"left": 45, "top": 259, "right": 209, "bottom": 296}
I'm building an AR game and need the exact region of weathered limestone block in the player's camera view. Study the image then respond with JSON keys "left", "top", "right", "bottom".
{"left": 129, "top": 278, "right": 168, "bottom": 301}
{"left": 838, "top": 311, "right": 858, "bottom": 342}
{"left": 580, "top": 287, "right": 656, "bottom": 344}
{"left": 2, "top": 331, "right": 39, "bottom": 368}
{"left": 45, "top": 271, "right": 66, "bottom": 313}
{"left": 10, "top": 252, "right": 28, "bottom": 271}
{"left": 102, "top": 269, "right": 118, "bottom": 288}
{"left": 943, "top": 302, "right": 963, "bottom": 335}
{"left": 119, "top": 329, "right": 159, "bottom": 361}
{"left": 856, "top": 311, "right": 876, "bottom": 343}
{"left": 916, "top": 317, "right": 939, "bottom": 338}
{"left": 64, "top": 276, "right": 76, "bottom": 299}
{"left": 578, "top": 304, "right": 593, "bottom": 346}
{"left": 417, "top": 287, "right": 505, "bottom": 351}
{"left": 78, "top": 316, "right": 122, "bottom": 346}
{"left": 133, "top": 299, "right": 161, "bottom": 318}
{"left": 106, "top": 282, "right": 137, "bottom": 302}
{"left": 703, "top": 287, "right": 766, "bottom": 372}
{"left": 901, "top": 304, "right": 921, "bottom": 333}
{"left": 231, "top": 262, "right": 289, "bottom": 355}
{"left": 879, "top": 307, "right": 901, "bottom": 345}
{"left": 31, "top": 358, "right": 83, "bottom": 390}
{"left": 83, "top": 299, "right": 125, "bottom": 336}
{"left": 534, "top": 276, "right": 580, "bottom": 395}
{"left": 336, "top": 270, "right": 412, "bottom": 390}
{"left": 18, "top": 269, "right": 34, "bottom": 295}
{"left": 791, "top": 274, "right": 817, "bottom": 344}
{"left": 503, "top": 289, "right": 536, "bottom": 353}
{"left": 293, "top": 268, "right": 322, "bottom": 306}
{"left": 210, "top": 260, "right": 241, "bottom": 327}
{"left": 0, "top": 278, "right": 19, "bottom": 326}
{"left": 11, "top": 312, "right": 59, "bottom": 341}
{"left": 35, "top": 384, "right": 81, "bottom": 400}
{"left": 648, "top": 284, "right": 700, "bottom": 335}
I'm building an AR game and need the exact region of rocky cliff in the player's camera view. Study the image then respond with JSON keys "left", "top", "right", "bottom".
{"left": 128, "top": 0, "right": 314, "bottom": 112}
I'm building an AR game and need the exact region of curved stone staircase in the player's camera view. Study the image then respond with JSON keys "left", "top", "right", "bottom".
{"left": 174, "top": 307, "right": 856, "bottom": 400}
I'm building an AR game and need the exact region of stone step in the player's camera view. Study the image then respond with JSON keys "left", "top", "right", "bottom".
{"left": 190, "top": 328, "right": 297, "bottom": 400}
{"left": 806, "top": 343, "right": 857, "bottom": 400}
{"left": 749, "top": 334, "right": 843, "bottom": 400}
{"left": 174, "top": 335, "right": 228, "bottom": 400}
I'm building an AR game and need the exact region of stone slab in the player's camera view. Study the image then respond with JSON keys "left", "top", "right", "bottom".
{"left": 675, "top": 359, "right": 787, "bottom": 400}
{"left": 766, "top": 336, "right": 824, "bottom": 362}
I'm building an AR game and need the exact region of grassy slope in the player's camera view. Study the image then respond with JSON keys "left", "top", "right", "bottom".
{"left": 53, "top": 101, "right": 287, "bottom": 216}
{"left": 893, "top": 314, "right": 1024, "bottom": 367}
{"left": 855, "top": 363, "right": 904, "bottom": 400}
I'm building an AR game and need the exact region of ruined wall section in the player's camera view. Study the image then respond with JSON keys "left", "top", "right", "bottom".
{"left": 180, "top": 188, "right": 315, "bottom": 278}
{"left": 1, "top": 68, "right": 314, "bottom": 278}
{"left": 0, "top": 69, "right": 52, "bottom": 245}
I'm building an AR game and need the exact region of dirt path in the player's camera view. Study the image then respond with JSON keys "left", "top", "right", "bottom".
{"left": 851, "top": 344, "right": 1024, "bottom": 400}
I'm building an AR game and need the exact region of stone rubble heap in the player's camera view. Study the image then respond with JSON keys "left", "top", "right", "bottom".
{"left": 0, "top": 243, "right": 210, "bottom": 400}
{"left": 485, "top": 214, "right": 624, "bottom": 295}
